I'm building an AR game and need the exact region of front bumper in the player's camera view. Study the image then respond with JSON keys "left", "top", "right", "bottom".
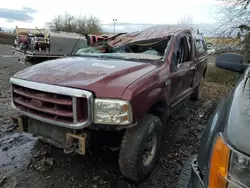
{"left": 11, "top": 115, "right": 88, "bottom": 155}
{"left": 189, "top": 156, "right": 206, "bottom": 188}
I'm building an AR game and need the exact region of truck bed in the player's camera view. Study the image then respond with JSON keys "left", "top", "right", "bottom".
{"left": 12, "top": 47, "right": 67, "bottom": 58}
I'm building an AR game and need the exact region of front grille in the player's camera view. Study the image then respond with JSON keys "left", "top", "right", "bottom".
{"left": 10, "top": 78, "right": 93, "bottom": 129}
{"left": 12, "top": 84, "right": 75, "bottom": 123}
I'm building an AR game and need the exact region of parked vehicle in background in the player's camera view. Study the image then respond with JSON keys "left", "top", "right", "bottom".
{"left": 12, "top": 28, "right": 88, "bottom": 64}
{"left": 9, "top": 25, "right": 208, "bottom": 182}
{"left": 176, "top": 53, "right": 250, "bottom": 188}
{"left": 206, "top": 43, "right": 216, "bottom": 55}
{"left": 85, "top": 34, "right": 106, "bottom": 45}
{"left": 12, "top": 27, "right": 106, "bottom": 65}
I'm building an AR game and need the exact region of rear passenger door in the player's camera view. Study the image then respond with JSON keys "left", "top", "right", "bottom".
{"left": 170, "top": 34, "right": 196, "bottom": 107}
{"left": 193, "top": 36, "right": 208, "bottom": 88}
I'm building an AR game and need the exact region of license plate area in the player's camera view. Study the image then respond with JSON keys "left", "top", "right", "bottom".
{"left": 28, "top": 118, "right": 74, "bottom": 148}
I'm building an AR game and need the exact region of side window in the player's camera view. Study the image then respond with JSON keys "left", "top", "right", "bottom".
{"left": 195, "top": 38, "right": 206, "bottom": 54}
{"left": 193, "top": 38, "right": 198, "bottom": 58}
{"left": 176, "top": 35, "right": 192, "bottom": 67}
{"left": 186, "top": 36, "right": 192, "bottom": 59}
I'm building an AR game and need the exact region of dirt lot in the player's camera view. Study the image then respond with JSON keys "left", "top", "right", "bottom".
{"left": 0, "top": 45, "right": 238, "bottom": 188}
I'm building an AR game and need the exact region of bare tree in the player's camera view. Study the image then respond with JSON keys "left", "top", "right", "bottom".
{"left": 215, "top": 1, "right": 250, "bottom": 36}
{"left": 216, "top": 0, "right": 250, "bottom": 61}
{"left": 47, "top": 12, "right": 102, "bottom": 35}
{"left": 178, "top": 15, "right": 193, "bottom": 25}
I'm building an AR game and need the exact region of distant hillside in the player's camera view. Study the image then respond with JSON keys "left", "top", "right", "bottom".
{"left": 0, "top": 27, "right": 14, "bottom": 33}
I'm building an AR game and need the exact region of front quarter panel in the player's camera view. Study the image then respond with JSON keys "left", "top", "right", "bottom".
{"left": 197, "top": 73, "right": 246, "bottom": 170}
{"left": 121, "top": 64, "right": 171, "bottom": 122}
{"left": 197, "top": 96, "right": 228, "bottom": 170}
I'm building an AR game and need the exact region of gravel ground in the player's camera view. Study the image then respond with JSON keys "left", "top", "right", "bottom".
{"left": 0, "top": 45, "right": 237, "bottom": 188}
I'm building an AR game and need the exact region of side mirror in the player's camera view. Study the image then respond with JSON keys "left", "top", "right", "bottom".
{"left": 216, "top": 53, "right": 248, "bottom": 73}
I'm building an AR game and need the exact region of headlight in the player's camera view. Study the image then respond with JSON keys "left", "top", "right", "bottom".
{"left": 228, "top": 152, "right": 250, "bottom": 188}
{"left": 209, "top": 134, "right": 250, "bottom": 188}
{"left": 94, "top": 99, "right": 133, "bottom": 125}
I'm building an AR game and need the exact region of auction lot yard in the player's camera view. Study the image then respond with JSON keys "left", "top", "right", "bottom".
{"left": 0, "top": 45, "right": 237, "bottom": 188}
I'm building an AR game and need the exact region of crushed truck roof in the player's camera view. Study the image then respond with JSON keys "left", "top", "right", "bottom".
{"left": 129, "top": 25, "right": 200, "bottom": 43}
{"left": 104, "top": 25, "right": 200, "bottom": 47}
{"left": 80, "top": 24, "right": 203, "bottom": 55}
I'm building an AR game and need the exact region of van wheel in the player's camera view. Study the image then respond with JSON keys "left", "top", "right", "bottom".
{"left": 191, "top": 77, "right": 204, "bottom": 101}
{"left": 118, "top": 114, "right": 162, "bottom": 182}
{"left": 176, "top": 154, "right": 197, "bottom": 188}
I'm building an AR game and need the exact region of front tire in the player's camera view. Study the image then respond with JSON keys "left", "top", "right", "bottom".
{"left": 119, "top": 114, "right": 162, "bottom": 182}
{"left": 176, "top": 154, "right": 197, "bottom": 188}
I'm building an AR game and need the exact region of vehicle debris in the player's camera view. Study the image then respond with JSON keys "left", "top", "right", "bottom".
{"left": 29, "top": 157, "right": 54, "bottom": 172}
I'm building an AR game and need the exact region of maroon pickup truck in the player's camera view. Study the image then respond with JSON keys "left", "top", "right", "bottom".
{"left": 9, "top": 25, "right": 208, "bottom": 182}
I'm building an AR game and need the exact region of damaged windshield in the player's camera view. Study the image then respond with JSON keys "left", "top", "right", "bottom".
{"left": 75, "top": 32, "right": 171, "bottom": 62}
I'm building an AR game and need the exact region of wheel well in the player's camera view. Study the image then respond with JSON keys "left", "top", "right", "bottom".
{"left": 147, "top": 101, "right": 168, "bottom": 124}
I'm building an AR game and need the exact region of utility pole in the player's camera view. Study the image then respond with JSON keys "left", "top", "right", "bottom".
{"left": 112, "top": 19, "right": 117, "bottom": 35}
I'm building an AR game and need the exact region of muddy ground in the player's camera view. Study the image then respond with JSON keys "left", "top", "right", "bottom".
{"left": 0, "top": 45, "right": 237, "bottom": 188}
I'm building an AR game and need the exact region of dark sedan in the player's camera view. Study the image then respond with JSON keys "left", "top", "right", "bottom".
{"left": 176, "top": 53, "right": 250, "bottom": 188}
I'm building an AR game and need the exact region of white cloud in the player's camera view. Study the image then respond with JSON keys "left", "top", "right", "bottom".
{"left": 0, "top": 0, "right": 220, "bottom": 30}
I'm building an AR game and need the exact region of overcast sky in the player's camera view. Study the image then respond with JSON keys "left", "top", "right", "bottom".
{"left": 0, "top": 0, "right": 221, "bottom": 32}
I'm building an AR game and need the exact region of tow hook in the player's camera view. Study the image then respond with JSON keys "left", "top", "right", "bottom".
{"left": 64, "top": 133, "right": 87, "bottom": 155}
{"left": 10, "top": 115, "right": 26, "bottom": 132}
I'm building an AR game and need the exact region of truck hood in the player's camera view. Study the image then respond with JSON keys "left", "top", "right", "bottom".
{"left": 225, "top": 67, "right": 250, "bottom": 155}
{"left": 12, "top": 56, "right": 157, "bottom": 98}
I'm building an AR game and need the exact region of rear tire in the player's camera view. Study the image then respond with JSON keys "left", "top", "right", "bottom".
{"left": 176, "top": 154, "right": 197, "bottom": 188}
{"left": 119, "top": 114, "right": 162, "bottom": 182}
{"left": 191, "top": 77, "right": 204, "bottom": 101}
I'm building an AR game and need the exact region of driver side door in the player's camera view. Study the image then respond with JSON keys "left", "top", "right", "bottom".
{"left": 169, "top": 34, "right": 196, "bottom": 108}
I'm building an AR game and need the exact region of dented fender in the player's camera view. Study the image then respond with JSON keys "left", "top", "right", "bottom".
{"left": 122, "top": 64, "right": 170, "bottom": 121}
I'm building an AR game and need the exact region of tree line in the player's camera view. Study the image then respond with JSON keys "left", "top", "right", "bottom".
{"left": 46, "top": 12, "right": 102, "bottom": 35}
{"left": 216, "top": 0, "right": 250, "bottom": 61}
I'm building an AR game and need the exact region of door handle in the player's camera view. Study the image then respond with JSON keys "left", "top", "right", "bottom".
{"left": 190, "top": 66, "right": 196, "bottom": 70}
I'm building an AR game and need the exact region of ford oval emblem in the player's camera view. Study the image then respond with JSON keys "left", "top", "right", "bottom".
{"left": 30, "top": 99, "right": 43, "bottom": 108}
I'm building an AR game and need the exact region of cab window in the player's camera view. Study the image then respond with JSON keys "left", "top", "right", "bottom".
{"left": 176, "top": 35, "right": 192, "bottom": 67}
